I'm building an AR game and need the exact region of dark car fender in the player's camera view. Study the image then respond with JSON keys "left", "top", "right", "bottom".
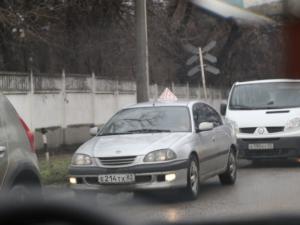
{"left": 2, "top": 161, "right": 41, "bottom": 191}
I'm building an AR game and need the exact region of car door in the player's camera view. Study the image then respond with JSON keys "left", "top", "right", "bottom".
{"left": 193, "top": 103, "right": 219, "bottom": 177}
{"left": 0, "top": 96, "right": 8, "bottom": 187}
{"left": 204, "top": 105, "right": 229, "bottom": 171}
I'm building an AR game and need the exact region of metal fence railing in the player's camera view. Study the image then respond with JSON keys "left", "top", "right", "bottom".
{"left": 0, "top": 71, "right": 227, "bottom": 99}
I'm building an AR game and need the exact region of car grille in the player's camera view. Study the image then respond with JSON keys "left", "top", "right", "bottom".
{"left": 85, "top": 177, "right": 98, "bottom": 184}
{"left": 240, "top": 127, "right": 256, "bottom": 134}
{"left": 99, "top": 156, "right": 136, "bottom": 166}
{"left": 136, "top": 175, "right": 152, "bottom": 183}
{"left": 245, "top": 149, "right": 290, "bottom": 157}
{"left": 240, "top": 127, "right": 284, "bottom": 134}
{"left": 266, "top": 127, "right": 284, "bottom": 133}
{"left": 241, "top": 138, "right": 280, "bottom": 142}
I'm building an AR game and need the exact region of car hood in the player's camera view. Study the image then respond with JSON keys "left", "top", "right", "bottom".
{"left": 76, "top": 133, "right": 190, "bottom": 157}
{"left": 226, "top": 108, "right": 300, "bottom": 128}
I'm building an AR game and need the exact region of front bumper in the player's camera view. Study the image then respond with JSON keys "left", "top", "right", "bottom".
{"left": 68, "top": 159, "right": 188, "bottom": 191}
{"left": 238, "top": 136, "right": 300, "bottom": 159}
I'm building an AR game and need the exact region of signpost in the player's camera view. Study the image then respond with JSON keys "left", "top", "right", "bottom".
{"left": 202, "top": 40, "right": 217, "bottom": 53}
{"left": 199, "top": 48, "right": 207, "bottom": 99}
{"left": 185, "top": 41, "right": 220, "bottom": 100}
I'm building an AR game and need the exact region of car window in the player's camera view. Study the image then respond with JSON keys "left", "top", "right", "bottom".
{"left": 193, "top": 103, "right": 222, "bottom": 127}
{"left": 205, "top": 105, "right": 223, "bottom": 127}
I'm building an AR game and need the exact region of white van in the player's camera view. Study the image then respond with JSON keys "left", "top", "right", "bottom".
{"left": 221, "top": 79, "right": 300, "bottom": 161}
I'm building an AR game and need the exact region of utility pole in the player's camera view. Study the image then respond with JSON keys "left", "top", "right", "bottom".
{"left": 135, "top": 0, "right": 149, "bottom": 102}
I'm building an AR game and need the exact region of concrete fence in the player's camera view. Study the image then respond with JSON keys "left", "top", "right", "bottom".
{"left": 0, "top": 71, "right": 227, "bottom": 150}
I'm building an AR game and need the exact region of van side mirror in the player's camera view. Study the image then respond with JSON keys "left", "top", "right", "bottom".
{"left": 198, "top": 122, "right": 214, "bottom": 132}
{"left": 220, "top": 103, "right": 227, "bottom": 116}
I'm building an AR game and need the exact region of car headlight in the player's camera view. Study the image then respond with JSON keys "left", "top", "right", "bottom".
{"left": 144, "top": 149, "right": 176, "bottom": 162}
{"left": 285, "top": 118, "right": 300, "bottom": 131}
{"left": 72, "top": 153, "right": 93, "bottom": 166}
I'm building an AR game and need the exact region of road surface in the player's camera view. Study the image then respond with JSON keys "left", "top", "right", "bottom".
{"left": 45, "top": 160, "right": 300, "bottom": 224}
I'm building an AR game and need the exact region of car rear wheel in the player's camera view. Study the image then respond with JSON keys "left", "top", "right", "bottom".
{"left": 184, "top": 155, "right": 199, "bottom": 200}
{"left": 219, "top": 150, "right": 237, "bottom": 185}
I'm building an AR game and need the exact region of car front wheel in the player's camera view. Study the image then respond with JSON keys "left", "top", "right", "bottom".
{"left": 185, "top": 155, "right": 199, "bottom": 200}
{"left": 219, "top": 150, "right": 237, "bottom": 185}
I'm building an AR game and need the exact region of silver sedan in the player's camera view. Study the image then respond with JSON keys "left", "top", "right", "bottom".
{"left": 69, "top": 101, "right": 238, "bottom": 199}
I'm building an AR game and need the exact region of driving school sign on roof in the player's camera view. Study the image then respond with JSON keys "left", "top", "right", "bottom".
{"left": 158, "top": 88, "right": 178, "bottom": 101}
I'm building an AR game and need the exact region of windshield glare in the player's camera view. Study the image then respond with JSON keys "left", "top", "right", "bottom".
{"left": 229, "top": 82, "right": 300, "bottom": 110}
{"left": 101, "top": 106, "right": 191, "bottom": 134}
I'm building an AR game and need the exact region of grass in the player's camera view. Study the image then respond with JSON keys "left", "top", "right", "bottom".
{"left": 38, "top": 154, "right": 72, "bottom": 185}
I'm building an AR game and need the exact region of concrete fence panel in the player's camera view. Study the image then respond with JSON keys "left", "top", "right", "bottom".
{"left": 65, "top": 93, "right": 93, "bottom": 126}
{"left": 94, "top": 94, "right": 118, "bottom": 125}
{"left": 32, "top": 93, "right": 62, "bottom": 129}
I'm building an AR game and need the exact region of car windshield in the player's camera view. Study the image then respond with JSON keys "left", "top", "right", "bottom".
{"left": 101, "top": 106, "right": 191, "bottom": 134}
{"left": 229, "top": 82, "right": 300, "bottom": 110}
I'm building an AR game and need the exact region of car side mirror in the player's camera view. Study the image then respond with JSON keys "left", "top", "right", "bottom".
{"left": 198, "top": 122, "right": 214, "bottom": 132}
{"left": 89, "top": 127, "right": 99, "bottom": 136}
{"left": 90, "top": 124, "right": 104, "bottom": 136}
{"left": 220, "top": 103, "right": 227, "bottom": 116}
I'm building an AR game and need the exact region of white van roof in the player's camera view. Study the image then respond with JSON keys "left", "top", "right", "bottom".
{"left": 235, "top": 79, "right": 300, "bottom": 86}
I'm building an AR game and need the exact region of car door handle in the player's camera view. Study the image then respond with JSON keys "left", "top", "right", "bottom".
{"left": 0, "top": 146, "right": 6, "bottom": 158}
{"left": 212, "top": 137, "right": 216, "bottom": 142}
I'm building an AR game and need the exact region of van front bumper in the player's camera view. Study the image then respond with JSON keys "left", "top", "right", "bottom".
{"left": 238, "top": 136, "right": 300, "bottom": 159}
{"left": 68, "top": 160, "right": 188, "bottom": 191}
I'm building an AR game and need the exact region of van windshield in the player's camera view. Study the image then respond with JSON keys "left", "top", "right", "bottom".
{"left": 229, "top": 82, "right": 300, "bottom": 110}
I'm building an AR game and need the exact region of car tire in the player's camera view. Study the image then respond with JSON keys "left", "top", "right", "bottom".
{"left": 219, "top": 150, "right": 237, "bottom": 185}
{"left": 184, "top": 154, "right": 199, "bottom": 200}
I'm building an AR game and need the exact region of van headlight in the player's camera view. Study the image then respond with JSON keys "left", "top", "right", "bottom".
{"left": 72, "top": 154, "right": 93, "bottom": 166}
{"left": 285, "top": 118, "right": 300, "bottom": 131}
{"left": 144, "top": 149, "right": 177, "bottom": 162}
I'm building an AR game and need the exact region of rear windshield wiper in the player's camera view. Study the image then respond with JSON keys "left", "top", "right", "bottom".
{"left": 127, "top": 129, "right": 171, "bottom": 133}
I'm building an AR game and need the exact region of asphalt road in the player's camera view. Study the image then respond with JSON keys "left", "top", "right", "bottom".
{"left": 45, "top": 159, "right": 300, "bottom": 224}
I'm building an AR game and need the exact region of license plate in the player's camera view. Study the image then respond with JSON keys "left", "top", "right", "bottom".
{"left": 98, "top": 174, "right": 135, "bottom": 184}
{"left": 248, "top": 143, "right": 274, "bottom": 150}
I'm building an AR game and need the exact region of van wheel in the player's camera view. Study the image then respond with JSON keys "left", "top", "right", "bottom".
{"left": 219, "top": 151, "right": 237, "bottom": 185}
{"left": 185, "top": 155, "right": 199, "bottom": 200}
